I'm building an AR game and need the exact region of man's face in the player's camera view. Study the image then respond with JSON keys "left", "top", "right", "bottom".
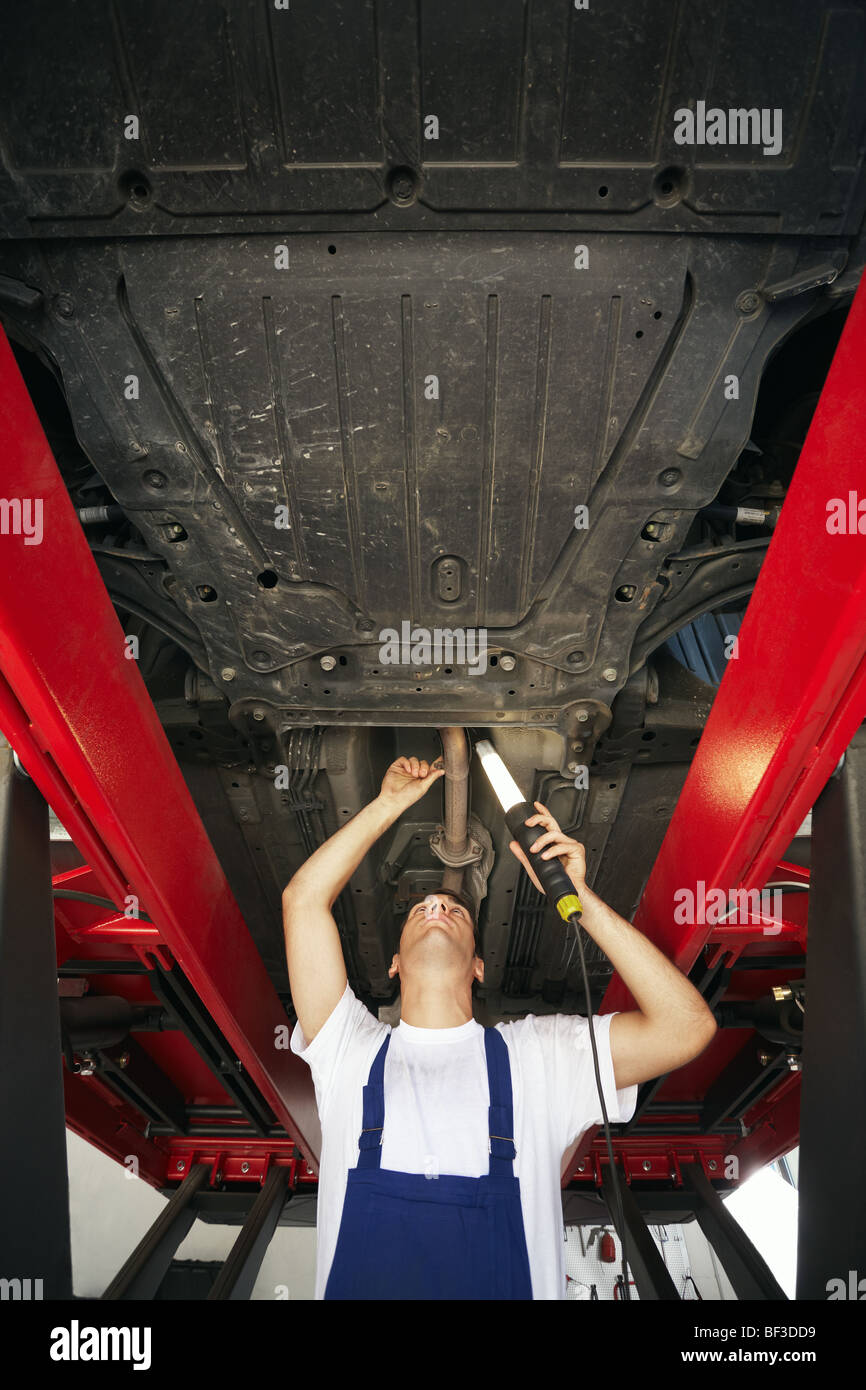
{"left": 388, "top": 892, "right": 481, "bottom": 983}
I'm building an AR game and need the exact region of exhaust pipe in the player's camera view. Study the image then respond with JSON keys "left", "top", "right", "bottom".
{"left": 436, "top": 727, "right": 470, "bottom": 893}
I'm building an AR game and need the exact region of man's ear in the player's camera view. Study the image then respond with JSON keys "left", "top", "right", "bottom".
{"left": 473, "top": 955, "right": 484, "bottom": 985}
{"left": 388, "top": 953, "right": 400, "bottom": 980}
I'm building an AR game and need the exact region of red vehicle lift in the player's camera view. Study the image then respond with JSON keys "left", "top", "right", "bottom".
{"left": 1, "top": 270, "right": 865, "bottom": 1300}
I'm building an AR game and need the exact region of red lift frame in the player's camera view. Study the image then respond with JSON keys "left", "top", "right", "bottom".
{"left": 564, "top": 269, "right": 866, "bottom": 1185}
{"left": 0, "top": 325, "right": 320, "bottom": 1185}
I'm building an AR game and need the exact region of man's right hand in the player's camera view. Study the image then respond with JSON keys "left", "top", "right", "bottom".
{"left": 379, "top": 755, "right": 445, "bottom": 808}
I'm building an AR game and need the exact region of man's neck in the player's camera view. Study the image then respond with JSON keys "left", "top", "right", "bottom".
{"left": 398, "top": 985, "right": 474, "bottom": 1029}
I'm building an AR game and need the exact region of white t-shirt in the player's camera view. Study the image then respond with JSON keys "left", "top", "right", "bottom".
{"left": 291, "top": 982, "right": 638, "bottom": 1299}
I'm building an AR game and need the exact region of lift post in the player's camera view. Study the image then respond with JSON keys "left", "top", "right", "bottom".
{"left": 0, "top": 742, "right": 72, "bottom": 1299}
{"left": 797, "top": 726, "right": 866, "bottom": 1297}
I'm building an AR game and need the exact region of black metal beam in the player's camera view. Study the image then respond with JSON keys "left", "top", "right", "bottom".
{"left": 600, "top": 1163, "right": 680, "bottom": 1300}
{"left": 207, "top": 1166, "right": 290, "bottom": 1300}
{"left": 700, "top": 1037, "right": 789, "bottom": 1131}
{"left": 797, "top": 726, "right": 866, "bottom": 1298}
{"left": 97, "top": 1035, "right": 189, "bottom": 1134}
{"left": 101, "top": 1162, "right": 209, "bottom": 1299}
{"left": 147, "top": 961, "right": 276, "bottom": 1136}
{"left": 681, "top": 1161, "right": 787, "bottom": 1299}
{"left": 624, "top": 953, "right": 732, "bottom": 1132}
{"left": 0, "top": 745, "right": 72, "bottom": 1299}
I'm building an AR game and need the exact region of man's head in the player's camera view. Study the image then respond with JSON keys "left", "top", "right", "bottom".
{"left": 389, "top": 888, "right": 483, "bottom": 1000}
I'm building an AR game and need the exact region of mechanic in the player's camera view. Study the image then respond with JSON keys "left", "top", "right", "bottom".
{"left": 282, "top": 754, "right": 717, "bottom": 1300}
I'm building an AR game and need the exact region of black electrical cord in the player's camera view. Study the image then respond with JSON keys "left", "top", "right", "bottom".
{"left": 566, "top": 908, "right": 632, "bottom": 1300}
{"left": 52, "top": 888, "right": 153, "bottom": 921}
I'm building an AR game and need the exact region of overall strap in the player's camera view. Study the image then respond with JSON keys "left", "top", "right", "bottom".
{"left": 485, "top": 1028, "right": 517, "bottom": 1177}
{"left": 357, "top": 1033, "right": 390, "bottom": 1169}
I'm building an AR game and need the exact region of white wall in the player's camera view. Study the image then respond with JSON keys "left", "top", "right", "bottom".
{"left": 66, "top": 1128, "right": 317, "bottom": 1300}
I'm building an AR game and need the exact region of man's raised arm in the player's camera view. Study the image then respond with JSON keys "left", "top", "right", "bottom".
{"left": 509, "top": 801, "right": 718, "bottom": 1089}
{"left": 282, "top": 756, "right": 445, "bottom": 1044}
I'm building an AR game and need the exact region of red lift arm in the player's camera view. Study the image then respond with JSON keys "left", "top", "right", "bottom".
{"left": 0, "top": 326, "right": 321, "bottom": 1177}
{"left": 608, "top": 268, "right": 866, "bottom": 1003}
{"left": 559, "top": 271, "right": 866, "bottom": 1184}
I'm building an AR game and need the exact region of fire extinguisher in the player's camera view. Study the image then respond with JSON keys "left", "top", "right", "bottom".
{"left": 599, "top": 1231, "right": 616, "bottom": 1263}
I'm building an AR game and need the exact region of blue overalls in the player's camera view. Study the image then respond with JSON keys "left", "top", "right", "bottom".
{"left": 324, "top": 1026, "right": 533, "bottom": 1299}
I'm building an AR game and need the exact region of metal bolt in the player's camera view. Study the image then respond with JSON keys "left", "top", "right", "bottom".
{"left": 221, "top": 667, "right": 236, "bottom": 681}
{"left": 659, "top": 468, "right": 681, "bottom": 487}
{"left": 241, "top": 1161, "right": 250, "bottom": 1174}
{"left": 54, "top": 294, "right": 75, "bottom": 318}
{"left": 499, "top": 654, "right": 516, "bottom": 671}
{"left": 252, "top": 708, "right": 265, "bottom": 721}
{"left": 772, "top": 985, "right": 793, "bottom": 1001}
{"left": 708, "top": 1159, "right": 718, "bottom": 1172}
{"left": 576, "top": 711, "right": 590, "bottom": 723}
{"left": 392, "top": 172, "right": 415, "bottom": 201}
{"left": 171, "top": 523, "right": 184, "bottom": 535}
{"left": 357, "top": 618, "right": 375, "bottom": 632}
{"left": 176, "top": 1159, "right": 185, "bottom": 1172}
{"left": 602, "top": 667, "right": 617, "bottom": 682}
{"left": 577, "top": 1160, "right": 586, "bottom": 1172}
{"left": 736, "top": 290, "right": 760, "bottom": 315}
{"left": 215, "top": 1171, "right": 222, "bottom": 1185}
{"left": 758, "top": 1050, "right": 772, "bottom": 1066}
{"left": 642, "top": 1159, "right": 651, "bottom": 1171}
{"left": 571, "top": 741, "right": 584, "bottom": 754}
{"left": 567, "top": 761, "right": 580, "bottom": 773}
{"left": 320, "top": 655, "right": 337, "bottom": 671}
{"left": 117, "top": 1052, "right": 130, "bottom": 1069}
{"left": 786, "top": 1053, "right": 801, "bottom": 1072}
{"left": 143, "top": 470, "right": 167, "bottom": 489}
{"left": 175, "top": 441, "right": 187, "bottom": 454}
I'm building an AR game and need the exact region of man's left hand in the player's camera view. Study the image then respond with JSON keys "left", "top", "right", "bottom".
{"left": 508, "top": 801, "right": 587, "bottom": 895}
